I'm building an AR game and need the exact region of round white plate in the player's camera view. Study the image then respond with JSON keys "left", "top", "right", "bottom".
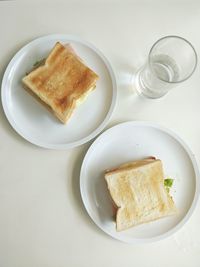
{"left": 80, "top": 121, "right": 200, "bottom": 244}
{"left": 1, "top": 34, "right": 117, "bottom": 149}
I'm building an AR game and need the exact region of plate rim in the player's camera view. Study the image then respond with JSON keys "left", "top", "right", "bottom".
{"left": 80, "top": 121, "right": 200, "bottom": 244}
{"left": 1, "top": 34, "right": 117, "bottom": 149}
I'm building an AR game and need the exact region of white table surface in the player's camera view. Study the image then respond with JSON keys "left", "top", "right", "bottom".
{"left": 0, "top": 1, "right": 200, "bottom": 266}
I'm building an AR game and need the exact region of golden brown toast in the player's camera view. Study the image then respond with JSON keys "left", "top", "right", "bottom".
{"left": 22, "top": 42, "right": 99, "bottom": 123}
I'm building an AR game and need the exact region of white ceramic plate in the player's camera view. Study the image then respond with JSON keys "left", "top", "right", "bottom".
{"left": 80, "top": 121, "right": 200, "bottom": 244}
{"left": 1, "top": 34, "right": 117, "bottom": 149}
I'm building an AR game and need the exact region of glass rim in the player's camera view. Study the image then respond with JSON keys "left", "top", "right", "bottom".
{"left": 148, "top": 35, "right": 198, "bottom": 84}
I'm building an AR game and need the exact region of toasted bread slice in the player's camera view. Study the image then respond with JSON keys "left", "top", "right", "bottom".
{"left": 105, "top": 158, "right": 177, "bottom": 231}
{"left": 22, "top": 42, "right": 99, "bottom": 123}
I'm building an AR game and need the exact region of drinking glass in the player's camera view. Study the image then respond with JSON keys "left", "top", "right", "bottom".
{"left": 134, "top": 36, "right": 197, "bottom": 98}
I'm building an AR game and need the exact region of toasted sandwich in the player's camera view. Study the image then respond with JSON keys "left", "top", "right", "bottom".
{"left": 105, "top": 158, "right": 177, "bottom": 231}
{"left": 22, "top": 42, "right": 99, "bottom": 123}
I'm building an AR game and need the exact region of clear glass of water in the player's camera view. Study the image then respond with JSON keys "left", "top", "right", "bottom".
{"left": 134, "top": 36, "right": 198, "bottom": 98}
